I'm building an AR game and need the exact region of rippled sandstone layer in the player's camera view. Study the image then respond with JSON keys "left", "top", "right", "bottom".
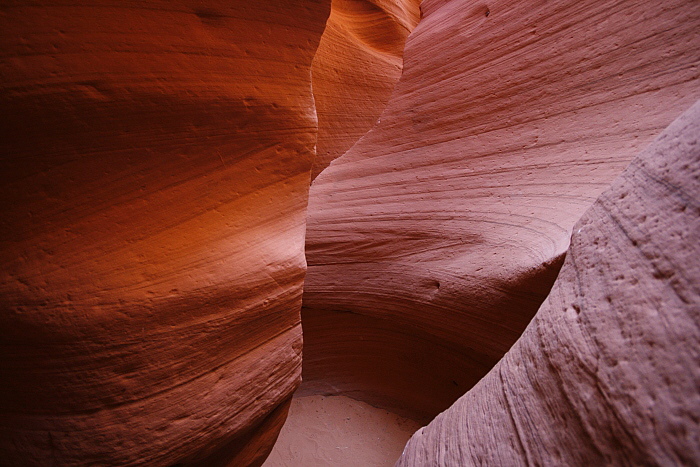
{"left": 1, "top": 0, "right": 699, "bottom": 464}
{"left": 399, "top": 98, "right": 700, "bottom": 466}
{"left": 0, "top": 2, "right": 328, "bottom": 465}
{"left": 311, "top": 0, "right": 421, "bottom": 180}
{"left": 302, "top": 0, "right": 700, "bottom": 422}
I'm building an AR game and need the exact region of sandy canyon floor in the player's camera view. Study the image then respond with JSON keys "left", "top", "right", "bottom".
{"left": 263, "top": 394, "right": 421, "bottom": 467}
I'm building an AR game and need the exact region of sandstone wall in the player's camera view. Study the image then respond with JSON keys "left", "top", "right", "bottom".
{"left": 398, "top": 98, "right": 700, "bottom": 466}
{"left": 311, "top": 0, "right": 421, "bottom": 180}
{"left": 302, "top": 0, "right": 700, "bottom": 421}
{"left": 0, "top": 2, "right": 328, "bottom": 465}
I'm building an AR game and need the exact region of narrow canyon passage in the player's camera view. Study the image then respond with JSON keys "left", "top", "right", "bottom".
{"left": 270, "top": 0, "right": 700, "bottom": 465}
{"left": 281, "top": 0, "right": 700, "bottom": 464}
{"left": 0, "top": 0, "right": 698, "bottom": 465}
{"left": 265, "top": 1, "right": 427, "bottom": 463}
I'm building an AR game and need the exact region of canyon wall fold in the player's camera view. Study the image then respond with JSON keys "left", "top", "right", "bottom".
{"left": 0, "top": 1, "right": 329, "bottom": 465}
{"left": 302, "top": 0, "right": 700, "bottom": 422}
{"left": 310, "top": 0, "right": 421, "bottom": 180}
{"left": 398, "top": 98, "right": 700, "bottom": 467}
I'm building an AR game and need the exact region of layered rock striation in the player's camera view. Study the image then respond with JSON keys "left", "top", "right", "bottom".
{"left": 0, "top": 1, "right": 328, "bottom": 465}
{"left": 311, "top": 0, "right": 421, "bottom": 180}
{"left": 302, "top": 0, "right": 700, "bottom": 422}
{"left": 398, "top": 98, "right": 700, "bottom": 467}
{"left": 1, "top": 0, "right": 699, "bottom": 464}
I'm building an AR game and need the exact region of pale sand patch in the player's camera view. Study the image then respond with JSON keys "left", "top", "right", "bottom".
{"left": 263, "top": 394, "right": 421, "bottom": 467}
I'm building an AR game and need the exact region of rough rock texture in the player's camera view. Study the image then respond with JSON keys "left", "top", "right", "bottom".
{"left": 398, "top": 98, "right": 700, "bottom": 467}
{"left": 310, "top": 0, "right": 420, "bottom": 180}
{"left": 0, "top": 1, "right": 328, "bottom": 465}
{"left": 303, "top": 0, "right": 700, "bottom": 421}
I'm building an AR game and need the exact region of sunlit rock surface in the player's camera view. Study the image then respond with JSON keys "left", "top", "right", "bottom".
{"left": 302, "top": 0, "right": 700, "bottom": 422}
{"left": 399, "top": 99, "right": 700, "bottom": 466}
{"left": 0, "top": 1, "right": 328, "bottom": 465}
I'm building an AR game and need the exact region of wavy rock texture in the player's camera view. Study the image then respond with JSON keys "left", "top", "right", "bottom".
{"left": 0, "top": 1, "right": 328, "bottom": 465}
{"left": 303, "top": 0, "right": 700, "bottom": 422}
{"left": 310, "top": 0, "right": 420, "bottom": 180}
{"left": 399, "top": 99, "right": 700, "bottom": 466}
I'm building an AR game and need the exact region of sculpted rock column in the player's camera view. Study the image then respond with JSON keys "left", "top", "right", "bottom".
{"left": 302, "top": 0, "right": 700, "bottom": 421}
{"left": 398, "top": 99, "right": 700, "bottom": 466}
{"left": 0, "top": 1, "right": 328, "bottom": 465}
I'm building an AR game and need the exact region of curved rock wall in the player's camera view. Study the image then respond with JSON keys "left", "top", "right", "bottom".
{"left": 398, "top": 99, "right": 700, "bottom": 466}
{"left": 310, "top": 0, "right": 420, "bottom": 180}
{"left": 0, "top": 1, "right": 328, "bottom": 465}
{"left": 302, "top": 0, "right": 700, "bottom": 421}
{"left": 2, "top": 0, "right": 699, "bottom": 463}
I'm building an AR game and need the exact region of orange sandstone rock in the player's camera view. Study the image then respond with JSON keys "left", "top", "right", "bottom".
{"left": 0, "top": 1, "right": 328, "bottom": 465}
{"left": 310, "top": 0, "right": 420, "bottom": 180}
{"left": 398, "top": 99, "right": 700, "bottom": 466}
{"left": 302, "top": 0, "right": 700, "bottom": 421}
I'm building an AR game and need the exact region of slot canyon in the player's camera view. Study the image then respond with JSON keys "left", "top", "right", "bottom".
{"left": 0, "top": 0, "right": 698, "bottom": 466}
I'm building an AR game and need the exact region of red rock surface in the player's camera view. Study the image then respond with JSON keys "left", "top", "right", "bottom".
{"left": 310, "top": 0, "right": 420, "bottom": 180}
{"left": 398, "top": 98, "right": 700, "bottom": 466}
{"left": 0, "top": 1, "right": 328, "bottom": 465}
{"left": 2, "top": 0, "right": 699, "bottom": 464}
{"left": 302, "top": 0, "right": 700, "bottom": 421}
